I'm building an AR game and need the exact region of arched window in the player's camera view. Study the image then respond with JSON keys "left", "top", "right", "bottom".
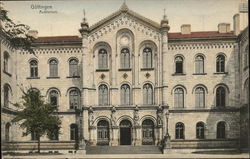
{"left": 196, "top": 122, "right": 205, "bottom": 139}
{"left": 216, "top": 86, "right": 226, "bottom": 107}
{"left": 30, "top": 60, "right": 38, "bottom": 77}
{"left": 174, "top": 88, "right": 184, "bottom": 108}
{"left": 143, "top": 48, "right": 152, "bottom": 68}
{"left": 49, "top": 59, "right": 58, "bottom": 77}
{"left": 195, "top": 55, "right": 204, "bottom": 74}
{"left": 69, "top": 89, "right": 80, "bottom": 109}
{"left": 5, "top": 123, "right": 11, "bottom": 142}
{"left": 99, "top": 84, "right": 108, "bottom": 105}
{"left": 216, "top": 55, "right": 225, "bottom": 73}
{"left": 98, "top": 49, "right": 108, "bottom": 69}
{"left": 4, "top": 84, "right": 10, "bottom": 107}
{"left": 49, "top": 90, "right": 59, "bottom": 106}
{"left": 175, "top": 122, "right": 184, "bottom": 139}
{"left": 70, "top": 124, "right": 78, "bottom": 140}
{"left": 175, "top": 56, "right": 183, "bottom": 73}
{"left": 4, "top": 52, "right": 9, "bottom": 73}
{"left": 195, "top": 87, "right": 205, "bottom": 108}
{"left": 143, "top": 83, "right": 153, "bottom": 105}
{"left": 217, "top": 121, "right": 226, "bottom": 139}
{"left": 69, "top": 58, "right": 79, "bottom": 77}
{"left": 120, "top": 48, "right": 130, "bottom": 68}
{"left": 121, "top": 84, "right": 130, "bottom": 105}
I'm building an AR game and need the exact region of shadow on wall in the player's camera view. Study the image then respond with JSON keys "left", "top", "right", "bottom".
{"left": 199, "top": 44, "right": 242, "bottom": 149}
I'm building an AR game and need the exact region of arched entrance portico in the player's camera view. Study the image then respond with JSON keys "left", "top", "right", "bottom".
{"left": 142, "top": 119, "right": 154, "bottom": 145}
{"left": 119, "top": 120, "right": 132, "bottom": 145}
{"left": 97, "top": 120, "right": 110, "bottom": 145}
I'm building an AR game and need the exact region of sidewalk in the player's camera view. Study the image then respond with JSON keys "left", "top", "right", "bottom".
{"left": 2, "top": 152, "right": 249, "bottom": 159}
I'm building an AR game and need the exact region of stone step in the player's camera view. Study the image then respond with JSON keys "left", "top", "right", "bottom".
{"left": 86, "top": 146, "right": 162, "bottom": 154}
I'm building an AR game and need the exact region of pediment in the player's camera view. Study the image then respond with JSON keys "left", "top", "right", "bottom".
{"left": 88, "top": 4, "right": 161, "bottom": 43}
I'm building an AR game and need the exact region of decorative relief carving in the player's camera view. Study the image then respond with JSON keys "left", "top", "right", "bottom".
{"left": 123, "top": 73, "right": 128, "bottom": 79}
{"left": 134, "top": 105, "right": 139, "bottom": 126}
{"left": 111, "top": 106, "right": 117, "bottom": 126}
{"left": 157, "top": 105, "right": 163, "bottom": 126}
{"left": 20, "top": 47, "right": 82, "bottom": 54}
{"left": 145, "top": 72, "right": 151, "bottom": 79}
{"left": 89, "top": 15, "right": 159, "bottom": 42}
{"left": 100, "top": 74, "right": 105, "bottom": 80}
{"left": 88, "top": 106, "right": 94, "bottom": 126}
{"left": 168, "top": 43, "right": 234, "bottom": 50}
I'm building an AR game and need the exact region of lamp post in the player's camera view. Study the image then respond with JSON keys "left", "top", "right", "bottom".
{"left": 164, "top": 108, "right": 171, "bottom": 149}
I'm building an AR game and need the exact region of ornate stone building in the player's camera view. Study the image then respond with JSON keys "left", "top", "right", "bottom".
{"left": 1, "top": 2, "right": 249, "bottom": 152}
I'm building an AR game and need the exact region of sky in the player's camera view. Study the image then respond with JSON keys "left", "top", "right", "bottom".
{"left": 2, "top": 0, "right": 243, "bottom": 36}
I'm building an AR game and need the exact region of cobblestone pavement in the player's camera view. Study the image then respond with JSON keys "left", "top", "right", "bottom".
{"left": 2, "top": 153, "right": 249, "bottom": 159}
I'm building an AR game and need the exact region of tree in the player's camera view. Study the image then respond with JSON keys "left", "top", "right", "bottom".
{"left": 0, "top": 2, "right": 35, "bottom": 54}
{"left": 11, "top": 87, "right": 61, "bottom": 153}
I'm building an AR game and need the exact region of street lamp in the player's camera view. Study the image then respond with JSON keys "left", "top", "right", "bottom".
{"left": 165, "top": 109, "right": 169, "bottom": 136}
{"left": 164, "top": 108, "right": 171, "bottom": 149}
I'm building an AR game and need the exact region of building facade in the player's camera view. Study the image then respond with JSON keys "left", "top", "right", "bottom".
{"left": 1, "top": 3, "right": 249, "bottom": 152}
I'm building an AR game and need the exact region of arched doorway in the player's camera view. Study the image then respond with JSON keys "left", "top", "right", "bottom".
{"left": 120, "top": 120, "right": 132, "bottom": 145}
{"left": 97, "top": 120, "right": 109, "bottom": 145}
{"left": 142, "top": 119, "right": 154, "bottom": 145}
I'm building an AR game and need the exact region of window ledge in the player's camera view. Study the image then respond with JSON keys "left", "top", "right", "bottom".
{"left": 118, "top": 68, "right": 132, "bottom": 71}
{"left": 141, "top": 68, "right": 154, "bottom": 71}
{"left": 67, "top": 76, "right": 80, "bottom": 78}
{"left": 27, "top": 77, "right": 40, "bottom": 79}
{"left": 3, "top": 70, "right": 12, "bottom": 77}
{"left": 214, "top": 72, "right": 228, "bottom": 75}
{"left": 172, "top": 73, "right": 186, "bottom": 76}
{"left": 96, "top": 69, "right": 109, "bottom": 72}
{"left": 193, "top": 73, "right": 207, "bottom": 75}
{"left": 47, "top": 76, "right": 60, "bottom": 79}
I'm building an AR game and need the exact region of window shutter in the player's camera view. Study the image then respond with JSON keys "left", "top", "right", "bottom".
{"left": 148, "top": 86, "right": 153, "bottom": 104}
{"left": 104, "top": 86, "right": 108, "bottom": 105}
{"left": 121, "top": 53, "right": 125, "bottom": 68}
{"left": 125, "top": 87, "right": 130, "bottom": 105}
{"left": 174, "top": 92, "right": 178, "bottom": 107}
{"left": 143, "top": 52, "right": 146, "bottom": 68}
{"left": 180, "top": 91, "right": 184, "bottom": 108}
{"left": 125, "top": 53, "right": 130, "bottom": 68}
{"left": 121, "top": 86, "right": 125, "bottom": 105}
{"left": 143, "top": 87, "right": 147, "bottom": 105}
{"left": 195, "top": 91, "right": 199, "bottom": 107}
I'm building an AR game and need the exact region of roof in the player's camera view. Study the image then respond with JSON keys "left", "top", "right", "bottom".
{"left": 33, "top": 31, "right": 236, "bottom": 44}
{"left": 34, "top": 36, "right": 81, "bottom": 43}
{"left": 168, "top": 31, "right": 236, "bottom": 39}
{"left": 89, "top": 2, "right": 160, "bottom": 31}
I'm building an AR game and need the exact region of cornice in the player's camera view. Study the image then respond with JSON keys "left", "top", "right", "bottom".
{"left": 19, "top": 47, "right": 82, "bottom": 54}
{"left": 168, "top": 42, "right": 235, "bottom": 50}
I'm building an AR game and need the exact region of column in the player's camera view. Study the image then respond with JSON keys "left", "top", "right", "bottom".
{"left": 160, "top": 14, "right": 170, "bottom": 106}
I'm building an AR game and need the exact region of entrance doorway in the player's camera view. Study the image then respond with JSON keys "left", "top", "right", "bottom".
{"left": 119, "top": 120, "right": 132, "bottom": 145}
{"left": 97, "top": 120, "right": 109, "bottom": 145}
{"left": 142, "top": 119, "right": 154, "bottom": 145}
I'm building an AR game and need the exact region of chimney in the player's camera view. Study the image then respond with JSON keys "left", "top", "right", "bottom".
{"left": 233, "top": 14, "right": 240, "bottom": 35}
{"left": 27, "top": 30, "right": 38, "bottom": 39}
{"left": 181, "top": 24, "right": 191, "bottom": 34}
{"left": 239, "top": 0, "right": 248, "bottom": 31}
{"left": 218, "top": 23, "right": 230, "bottom": 33}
